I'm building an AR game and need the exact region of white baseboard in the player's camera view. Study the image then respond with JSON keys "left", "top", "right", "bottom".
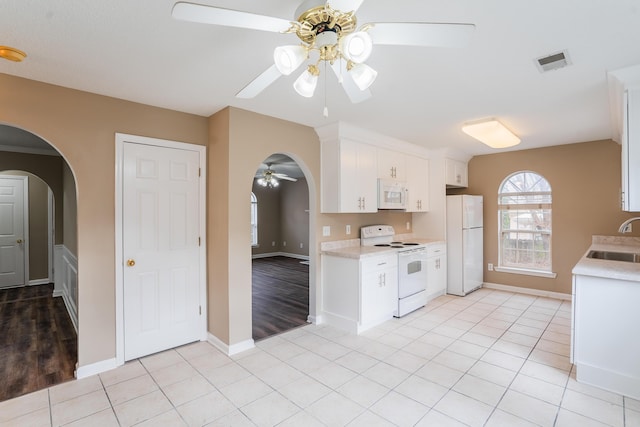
{"left": 307, "top": 314, "right": 323, "bottom": 325}
{"left": 207, "top": 332, "right": 255, "bottom": 356}
{"left": 252, "top": 252, "right": 310, "bottom": 261}
{"left": 29, "top": 278, "right": 51, "bottom": 286}
{"left": 482, "top": 282, "right": 572, "bottom": 301}
{"left": 76, "top": 357, "right": 118, "bottom": 379}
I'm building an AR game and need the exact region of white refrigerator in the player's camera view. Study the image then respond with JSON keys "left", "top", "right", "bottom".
{"left": 446, "top": 195, "right": 483, "bottom": 296}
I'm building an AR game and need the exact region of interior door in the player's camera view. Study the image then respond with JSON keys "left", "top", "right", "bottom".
{"left": 0, "top": 176, "right": 27, "bottom": 289}
{"left": 122, "top": 142, "right": 202, "bottom": 360}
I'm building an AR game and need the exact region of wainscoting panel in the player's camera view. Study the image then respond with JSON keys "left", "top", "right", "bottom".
{"left": 54, "top": 245, "right": 78, "bottom": 332}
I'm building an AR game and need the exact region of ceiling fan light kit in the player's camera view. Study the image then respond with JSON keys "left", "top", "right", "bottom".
{"left": 172, "top": 1, "right": 474, "bottom": 104}
{"left": 462, "top": 119, "right": 521, "bottom": 148}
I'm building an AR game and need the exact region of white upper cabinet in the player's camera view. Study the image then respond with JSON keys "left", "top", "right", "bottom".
{"left": 321, "top": 138, "right": 378, "bottom": 213}
{"left": 377, "top": 148, "right": 406, "bottom": 181}
{"left": 316, "top": 122, "right": 431, "bottom": 213}
{"left": 406, "top": 156, "right": 429, "bottom": 212}
{"left": 445, "top": 158, "right": 468, "bottom": 188}
{"left": 622, "top": 88, "right": 640, "bottom": 211}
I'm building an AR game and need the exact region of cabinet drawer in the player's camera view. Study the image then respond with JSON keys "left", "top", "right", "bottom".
{"left": 427, "top": 243, "right": 446, "bottom": 257}
{"left": 361, "top": 254, "right": 397, "bottom": 271}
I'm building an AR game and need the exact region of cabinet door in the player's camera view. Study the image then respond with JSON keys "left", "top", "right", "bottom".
{"left": 377, "top": 148, "right": 406, "bottom": 181}
{"left": 445, "top": 159, "right": 468, "bottom": 187}
{"left": 623, "top": 88, "right": 640, "bottom": 211}
{"left": 338, "top": 140, "right": 378, "bottom": 213}
{"left": 406, "top": 156, "right": 429, "bottom": 212}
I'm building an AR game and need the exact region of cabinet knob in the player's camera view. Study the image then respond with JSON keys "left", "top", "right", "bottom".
{"left": 16, "top": 239, "right": 23, "bottom": 244}
{"left": 127, "top": 259, "right": 136, "bottom": 267}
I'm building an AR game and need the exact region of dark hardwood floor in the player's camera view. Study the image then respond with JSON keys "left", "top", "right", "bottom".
{"left": 0, "top": 284, "right": 77, "bottom": 402}
{"left": 252, "top": 256, "right": 309, "bottom": 341}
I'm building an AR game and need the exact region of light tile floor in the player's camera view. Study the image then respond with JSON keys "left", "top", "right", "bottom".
{"left": 1, "top": 288, "right": 639, "bottom": 426}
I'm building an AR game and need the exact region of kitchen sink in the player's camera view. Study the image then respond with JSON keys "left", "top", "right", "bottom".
{"left": 587, "top": 250, "right": 640, "bottom": 263}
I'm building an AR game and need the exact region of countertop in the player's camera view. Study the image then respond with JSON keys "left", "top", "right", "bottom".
{"left": 572, "top": 235, "right": 640, "bottom": 281}
{"left": 321, "top": 237, "right": 445, "bottom": 259}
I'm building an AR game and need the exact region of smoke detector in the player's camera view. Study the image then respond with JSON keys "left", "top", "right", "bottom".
{"left": 535, "top": 50, "right": 571, "bottom": 73}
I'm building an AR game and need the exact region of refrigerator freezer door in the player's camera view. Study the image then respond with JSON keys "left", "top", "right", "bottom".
{"left": 463, "top": 227, "right": 484, "bottom": 293}
{"left": 462, "top": 195, "right": 484, "bottom": 229}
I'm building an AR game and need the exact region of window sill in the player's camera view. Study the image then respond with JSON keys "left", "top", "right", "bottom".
{"left": 494, "top": 266, "right": 557, "bottom": 279}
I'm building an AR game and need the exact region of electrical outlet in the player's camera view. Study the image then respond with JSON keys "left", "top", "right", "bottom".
{"left": 406, "top": 222, "right": 411, "bottom": 230}
{"left": 299, "top": 243, "right": 303, "bottom": 248}
{"left": 323, "top": 226, "right": 331, "bottom": 236}
{"left": 346, "top": 225, "right": 351, "bottom": 235}
{"left": 283, "top": 241, "right": 286, "bottom": 247}
{"left": 488, "top": 263, "right": 494, "bottom": 271}
{"left": 272, "top": 241, "right": 276, "bottom": 247}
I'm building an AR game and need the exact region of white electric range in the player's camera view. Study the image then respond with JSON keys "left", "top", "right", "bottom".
{"left": 360, "top": 225, "right": 429, "bottom": 317}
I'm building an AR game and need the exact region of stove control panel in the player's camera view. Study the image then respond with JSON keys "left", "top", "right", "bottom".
{"left": 360, "top": 225, "right": 395, "bottom": 239}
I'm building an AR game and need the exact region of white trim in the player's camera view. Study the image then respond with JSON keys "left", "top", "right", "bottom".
{"left": 307, "top": 314, "right": 322, "bottom": 324}
{"left": 494, "top": 266, "right": 558, "bottom": 279}
{"left": 54, "top": 244, "right": 78, "bottom": 332}
{"left": 207, "top": 332, "right": 255, "bottom": 356}
{"left": 75, "top": 357, "right": 118, "bottom": 379}
{"left": 115, "top": 133, "right": 207, "bottom": 366}
{"left": 251, "top": 252, "right": 310, "bottom": 260}
{"left": 29, "top": 279, "right": 50, "bottom": 286}
{"left": 483, "top": 282, "right": 571, "bottom": 300}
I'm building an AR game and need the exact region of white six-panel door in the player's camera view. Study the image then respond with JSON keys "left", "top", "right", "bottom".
{"left": 0, "top": 176, "right": 27, "bottom": 289}
{"left": 122, "top": 142, "right": 202, "bottom": 360}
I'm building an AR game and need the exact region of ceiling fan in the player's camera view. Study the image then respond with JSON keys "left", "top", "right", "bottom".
{"left": 256, "top": 164, "right": 298, "bottom": 188}
{"left": 172, "top": 0, "right": 475, "bottom": 105}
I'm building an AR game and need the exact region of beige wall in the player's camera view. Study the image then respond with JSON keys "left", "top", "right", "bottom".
{"left": 251, "top": 181, "right": 282, "bottom": 255}
{"left": 251, "top": 178, "right": 310, "bottom": 257}
{"left": 0, "top": 73, "right": 208, "bottom": 366}
{"left": 450, "top": 140, "right": 639, "bottom": 295}
{"left": 62, "top": 162, "right": 78, "bottom": 255}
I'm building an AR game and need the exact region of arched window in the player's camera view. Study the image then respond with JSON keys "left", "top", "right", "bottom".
{"left": 498, "top": 171, "right": 554, "bottom": 275}
{"left": 251, "top": 192, "right": 258, "bottom": 246}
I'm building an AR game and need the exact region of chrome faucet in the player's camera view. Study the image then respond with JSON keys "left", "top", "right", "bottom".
{"left": 618, "top": 217, "right": 640, "bottom": 233}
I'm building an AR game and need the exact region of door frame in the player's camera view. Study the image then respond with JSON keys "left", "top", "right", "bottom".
{"left": 114, "top": 133, "right": 207, "bottom": 366}
{"left": 0, "top": 175, "right": 29, "bottom": 288}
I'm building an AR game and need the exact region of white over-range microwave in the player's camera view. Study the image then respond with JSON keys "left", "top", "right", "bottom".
{"left": 378, "top": 179, "right": 408, "bottom": 209}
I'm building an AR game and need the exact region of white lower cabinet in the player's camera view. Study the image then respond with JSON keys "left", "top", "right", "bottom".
{"left": 426, "top": 243, "right": 446, "bottom": 300}
{"left": 572, "top": 273, "right": 640, "bottom": 399}
{"left": 322, "top": 253, "right": 397, "bottom": 333}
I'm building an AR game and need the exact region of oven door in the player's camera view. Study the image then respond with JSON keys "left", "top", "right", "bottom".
{"left": 398, "top": 248, "right": 428, "bottom": 298}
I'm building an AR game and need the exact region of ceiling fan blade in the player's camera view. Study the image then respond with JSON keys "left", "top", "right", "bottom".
{"left": 273, "top": 173, "right": 297, "bottom": 181}
{"left": 330, "top": 61, "right": 372, "bottom": 104}
{"left": 236, "top": 64, "right": 282, "bottom": 99}
{"left": 172, "top": 2, "right": 292, "bottom": 33}
{"left": 328, "top": 0, "right": 365, "bottom": 12}
{"left": 369, "top": 22, "right": 475, "bottom": 48}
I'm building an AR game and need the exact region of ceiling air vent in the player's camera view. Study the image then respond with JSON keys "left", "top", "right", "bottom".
{"left": 535, "top": 50, "right": 571, "bottom": 73}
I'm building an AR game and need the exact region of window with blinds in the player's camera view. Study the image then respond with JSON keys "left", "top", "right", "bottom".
{"left": 498, "top": 171, "right": 552, "bottom": 272}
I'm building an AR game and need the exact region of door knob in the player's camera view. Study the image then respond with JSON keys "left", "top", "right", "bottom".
{"left": 16, "top": 239, "right": 23, "bottom": 244}
{"left": 126, "top": 259, "right": 136, "bottom": 267}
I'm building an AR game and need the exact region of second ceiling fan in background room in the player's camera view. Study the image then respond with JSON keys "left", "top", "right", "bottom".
{"left": 172, "top": 0, "right": 475, "bottom": 115}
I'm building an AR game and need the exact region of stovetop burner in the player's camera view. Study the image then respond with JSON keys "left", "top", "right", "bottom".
{"left": 403, "top": 242, "right": 419, "bottom": 246}
{"left": 391, "top": 245, "right": 404, "bottom": 248}
{"left": 374, "top": 244, "right": 391, "bottom": 247}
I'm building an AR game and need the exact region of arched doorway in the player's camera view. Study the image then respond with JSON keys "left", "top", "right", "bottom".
{"left": 0, "top": 124, "right": 78, "bottom": 401}
{"left": 251, "top": 154, "right": 310, "bottom": 340}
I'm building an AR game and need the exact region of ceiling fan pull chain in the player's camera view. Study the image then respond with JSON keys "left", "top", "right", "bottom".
{"left": 323, "top": 60, "right": 329, "bottom": 118}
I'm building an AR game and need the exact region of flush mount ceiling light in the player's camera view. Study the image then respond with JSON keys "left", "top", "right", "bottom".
{"left": 172, "top": 0, "right": 475, "bottom": 108}
{"left": 462, "top": 119, "right": 521, "bottom": 148}
{"left": 0, "top": 46, "right": 27, "bottom": 62}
